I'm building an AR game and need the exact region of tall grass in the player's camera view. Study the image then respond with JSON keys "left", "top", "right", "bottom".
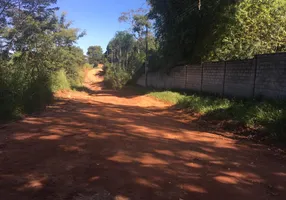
{"left": 148, "top": 91, "right": 286, "bottom": 141}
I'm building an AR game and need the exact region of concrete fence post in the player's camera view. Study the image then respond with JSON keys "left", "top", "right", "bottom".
{"left": 185, "top": 65, "right": 188, "bottom": 89}
{"left": 252, "top": 55, "right": 258, "bottom": 97}
{"left": 145, "top": 72, "right": 148, "bottom": 87}
{"left": 222, "top": 61, "right": 227, "bottom": 96}
{"left": 200, "top": 63, "right": 204, "bottom": 93}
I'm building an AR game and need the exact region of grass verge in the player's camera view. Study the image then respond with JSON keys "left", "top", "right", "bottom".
{"left": 148, "top": 91, "right": 286, "bottom": 142}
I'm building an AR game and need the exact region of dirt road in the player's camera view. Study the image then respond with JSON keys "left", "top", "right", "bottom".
{"left": 0, "top": 67, "right": 286, "bottom": 200}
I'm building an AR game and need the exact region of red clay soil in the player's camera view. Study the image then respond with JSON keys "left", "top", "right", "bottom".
{"left": 0, "top": 67, "right": 286, "bottom": 200}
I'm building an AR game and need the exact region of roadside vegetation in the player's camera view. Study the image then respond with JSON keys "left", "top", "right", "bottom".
{"left": 0, "top": 0, "right": 87, "bottom": 121}
{"left": 99, "top": 0, "right": 286, "bottom": 143}
{"left": 141, "top": 0, "right": 286, "bottom": 142}
{"left": 104, "top": 62, "right": 131, "bottom": 89}
{"left": 148, "top": 0, "right": 286, "bottom": 64}
{"left": 103, "top": 9, "right": 157, "bottom": 89}
{"left": 87, "top": 46, "right": 103, "bottom": 68}
{"left": 103, "top": 0, "right": 286, "bottom": 88}
{"left": 93, "top": 0, "right": 286, "bottom": 143}
{"left": 149, "top": 91, "right": 286, "bottom": 141}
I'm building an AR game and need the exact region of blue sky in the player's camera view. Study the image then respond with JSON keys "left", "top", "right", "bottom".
{"left": 56, "top": 0, "right": 148, "bottom": 54}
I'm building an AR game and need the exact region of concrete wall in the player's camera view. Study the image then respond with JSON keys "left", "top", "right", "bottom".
{"left": 202, "top": 62, "right": 225, "bottom": 95}
{"left": 136, "top": 52, "right": 286, "bottom": 99}
{"left": 224, "top": 60, "right": 255, "bottom": 97}
{"left": 255, "top": 53, "right": 286, "bottom": 98}
{"left": 171, "top": 66, "right": 186, "bottom": 89}
{"left": 137, "top": 74, "right": 145, "bottom": 87}
{"left": 147, "top": 72, "right": 157, "bottom": 88}
{"left": 186, "top": 65, "right": 202, "bottom": 92}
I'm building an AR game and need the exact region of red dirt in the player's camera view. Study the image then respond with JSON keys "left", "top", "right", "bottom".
{"left": 0, "top": 67, "right": 286, "bottom": 200}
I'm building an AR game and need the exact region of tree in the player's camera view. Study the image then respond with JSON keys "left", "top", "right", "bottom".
{"left": 0, "top": 0, "right": 86, "bottom": 119}
{"left": 148, "top": 0, "right": 229, "bottom": 64}
{"left": 0, "top": 0, "right": 59, "bottom": 53}
{"left": 104, "top": 31, "right": 141, "bottom": 89}
{"left": 104, "top": 7, "right": 160, "bottom": 89}
{"left": 205, "top": 0, "right": 286, "bottom": 61}
{"left": 106, "top": 31, "right": 135, "bottom": 69}
{"left": 119, "top": 9, "right": 158, "bottom": 71}
{"left": 119, "top": 9, "right": 151, "bottom": 40}
{"left": 87, "top": 46, "right": 103, "bottom": 67}
{"left": 148, "top": 0, "right": 286, "bottom": 65}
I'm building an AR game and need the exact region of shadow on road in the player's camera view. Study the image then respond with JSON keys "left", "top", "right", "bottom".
{"left": 0, "top": 69, "right": 286, "bottom": 200}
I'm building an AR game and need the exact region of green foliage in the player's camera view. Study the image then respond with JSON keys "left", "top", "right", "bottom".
{"left": 105, "top": 8, "right": 158, "bottom": 88}
{"left": 119, "top": 9, "right": 151, "bottom": 39}
{"left": 87, "top": 46, "right": 103, "bottom": 67}
{"left": 50, "top": 69, "right": 70, "bottom": 92}
{"left": 104, "top": 64, "right": 131, "bottom": 89}
{"left": 148, "top": 91, "right": 286, "bottom": 141}
{"left": 22, "top": 75, "right": 53, "bottom": 114}
{"left": 148, "top": 0, "right": 209, "bottom": 64}
{"left": 148, "top": 91, "right": 184, "bottom": 104}
{"left": 0, "top": 68, "right": 53, "bottom": 119}
{"left": 0, "top": 0, "right": 86, "bottom": 120}
{"left": 69, "top": 67, "right": 85, "bottom": 88}
{"left": 206, "top": 0, "right": 286, "bottom": 61}
{"left": 106, "top": 31, "right": 136, "bottom": 65}
{"left": 104, "top": 31, "right": 138, "bottom": 88}
{"left": 178, "top": 95, "right": 232, "bottom": 115}
{"left": 83, "top": 63, "right": 94, "bottom": 69}
{"left": 148, "top": 0, "right": 286, "bottom": 65}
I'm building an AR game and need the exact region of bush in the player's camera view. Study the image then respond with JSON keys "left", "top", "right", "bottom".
{"left": 0, "top": 89, "right": 20, "bottom": 120}
{"left": 0, "top": 62, "right": 88, "bottom": 121}
{"left": 0, "top": 72, "right": 53, "bottom": 120}
{"left": 50, "top": 69, "right": 70, "bottom": 92}
{"left": 23, "top": 74, "right": 53, "bottom": 114}
{"left": 68, "top": 68, "right": 85, "bottom": 88}
{"left": 83, "top": 63, "right": 93, "bottom": 70}
{"left": 0, "top": 62, "right": 29, "bottom": 120}
{"left": 104, "top": 65, "right": 131, "bottom": 89}
{"left": 93, "top": 61, "right": 99, "bottom": 68}
{"left": 0, "top": 64, "right": 88, "bottom": 121}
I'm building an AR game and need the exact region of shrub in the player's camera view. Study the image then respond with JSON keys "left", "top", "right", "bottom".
{"left": 0, "top": 88, "right": 20, "bottom": 120}
{"left": 93, "top": 61, "right": 99, "bottom": 68}
{"left": 0, "top": 62, "right": 88, "bottom": 121}
{"left": 50, "top": 69, "right": 70, "bottom": 92}
{"left": 104, "top": 65, "right": 131, "bottom": 89}
{"left": 83, "top": 63, "right": 93, "bottom": 70}
{"left": 22, "top": 74, "right": 53, "bottom": 114}
{"left": 0, "top": 71, "right": 53, "bottom": 120}
{"left": 0, "top": 62, "right": 29, "bottom": 120}
{"left": 68, "top": 68, "right": 85, "bottom": 88}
